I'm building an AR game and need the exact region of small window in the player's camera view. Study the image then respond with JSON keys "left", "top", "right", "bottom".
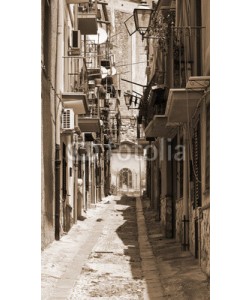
{"left": 205, "top": 103, "right": 210, "bottom": 190}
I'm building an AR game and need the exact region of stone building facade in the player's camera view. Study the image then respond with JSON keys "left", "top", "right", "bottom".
{"left": 138, "top": 0, "right": 210, "bottom": 276}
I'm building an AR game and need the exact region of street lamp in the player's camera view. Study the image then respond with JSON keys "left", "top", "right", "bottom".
{"left": 124, "top": 92, "right": 132, "bottom": 108}
{"left": 124, "top": 91, "right": 141, "bottom": 110}
{"left": 133, "top": 1, "right": 153, "bottom": 38}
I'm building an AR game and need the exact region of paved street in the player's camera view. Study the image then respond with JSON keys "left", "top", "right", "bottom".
{"left": 41, "top": 195, "right": 209, "bottom": 299}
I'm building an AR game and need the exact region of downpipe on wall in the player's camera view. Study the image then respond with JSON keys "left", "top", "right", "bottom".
{"left": 182, "top": 124, "right": 190, "bottom": 250}
{"left": 73, "top": 133, "right": 78, "bottom": 222}
{"left": 55, "top": 0, "right": 63, "bottom": 240}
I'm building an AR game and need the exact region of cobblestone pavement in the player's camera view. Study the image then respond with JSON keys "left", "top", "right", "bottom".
{"left": 69, "top": 195, "right": 147, "bottom": 299}
{"left": 42, "top": 195, "right": 210, "bottom": 299}
{"left": 42, "top": 195, "right": 150, "bottom": 299}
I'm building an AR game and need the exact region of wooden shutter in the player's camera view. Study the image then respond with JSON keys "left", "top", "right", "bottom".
{"left": 62, "top": 143, "right": 67, "bottom": 198}
{"left": 179, "top": 136, "right": 184, "bottom": 198}
{"left": 85, "top": 156, "right": 89, "bottom": 191}
{"left": 205, "top": 103, "right": 210, "bottom": 189}
{"left": 192, "top": 121, "right": 201, "bottom": 209}
{"left": 78, "top": 160, "right": 82, "bottom": 179}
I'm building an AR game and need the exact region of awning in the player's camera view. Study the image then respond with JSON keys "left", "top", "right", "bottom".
{"left": 78, "top": 14, "right": 98, "bottom": 35}
{"left": 165, "top": 89, "right": 204, "bottom": 123}
{"left": 150, "top": 85, "right": 165, "bottom": 106}
{"left": 84, "top": 133, "right": 95, "bottom": 142}
{"left": 145, "top": 115, "right": 179, "bottom": 138}
{"left": 62, "top": 93, "right": 89, "bottom": 115}
{"left": 78, "top": 117, "right": 101, "bottom": 133}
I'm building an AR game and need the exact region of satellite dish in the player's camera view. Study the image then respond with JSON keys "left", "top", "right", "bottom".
{"left": 107, "top": 66, "right": 117, "bottom": 76}
{"left": 87, "top": 27, "right": 108, "bottom": 45}
{"left": 100, "top": 66, "right": 108, "bottom": 79}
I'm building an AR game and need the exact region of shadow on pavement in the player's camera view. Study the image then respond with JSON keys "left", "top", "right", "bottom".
{"left": 142, "top": 198, "right": 210, "bottom": 300}
{"left": 116, "top": 194, "right": 167, "bottom": 299}
{"left": 115, "top": 194, "right": 143, "bottom": 280}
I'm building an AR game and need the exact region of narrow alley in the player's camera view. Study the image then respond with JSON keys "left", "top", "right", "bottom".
{"left": 41, "top": 0, "right": 211, "bottom": 299}
{"left": 42, "top": 195, "right": 209, "bottom": 299}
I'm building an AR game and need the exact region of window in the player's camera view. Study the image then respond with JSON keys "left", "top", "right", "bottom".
{"left": 62, "top": 143, "right": 67, "bottom": 198}
{"left": 85, "top": 157, "right": 89, "bottom": 192}
{"left": 196, "top": 0, "right": 202, "bottom": 76}
{"left": 119, "top": 168, "right": 132, "bottom": 188}
{"left": 78, "top": 162, "right": 82, "bottom": 179}
{"left": 179, "top": 136, "right": 184, "bottom": 198}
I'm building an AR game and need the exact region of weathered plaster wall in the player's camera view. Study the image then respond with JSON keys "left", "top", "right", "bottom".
{"left": 41, "top": 0, "right": 58, "bottom": 250}
{"left": 200, "top": 206, "right": 210, "bottom": 276}
{"left": 176, "top": 199, "right": 184, "bottom": 244}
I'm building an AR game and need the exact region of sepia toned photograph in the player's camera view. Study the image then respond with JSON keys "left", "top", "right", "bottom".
{"left": 41, "top": 0, "right": 210, "bottom": 299}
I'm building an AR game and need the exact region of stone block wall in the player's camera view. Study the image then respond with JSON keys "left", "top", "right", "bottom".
{"left": 189, "top": 208, "right": 195, "bottom": 257}
{"left": 188, "top": 203, "right": 210, "bottom": 276}
{"left": 41, "top": 214, "right": 54, "bottom": 250}
{"left": 175, "top": 199, "right": 184, "bottom": 243}
{"left": 200, "top": 207, "right": 210, "bottom": 276}
{"left": 160, "top": 196, "right": 173, "bottom": 238}
{"left": 107, "top": 8, "right": 147, "bottom": 143}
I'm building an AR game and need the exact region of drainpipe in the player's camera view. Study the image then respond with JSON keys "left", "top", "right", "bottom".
{"left": 55, "top": 0, "right": 63, "bottom": 240}
{"left": 81, "top": 133, "right": 86, "bottom": 211}
{"left": 73, "top": 133, "right": 78, "bottom": 222}
{"left": 55, "top": 144, "right": 61, "bottom": 240}
{"left": 182, "top": 124, "right": 190, "bottom": 250}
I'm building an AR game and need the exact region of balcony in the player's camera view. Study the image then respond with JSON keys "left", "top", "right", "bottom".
{"left": 165, "top": 88, "right": 204, "bottom": 123}
{"left": 62, "top": 92, "right": 89, "bottom": 115}
{"left": 144, "top": 115, "right": 179, "bottom": 138}
{"left": 78, "top": 116, "right": 101, "bottom": 133}
{"left": 77, "top": 1, "right": 98, "bottom": 35}
{"left": 64, "top": 56, "right": 88, "bottom": 93}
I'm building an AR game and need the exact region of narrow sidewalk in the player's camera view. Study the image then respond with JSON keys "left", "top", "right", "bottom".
{"left": 140, "top": 196, "right": 210, "bottom": 300}
{"left": 41, "top": 195, "right": 116, "bottom": 299}
{"left": 136, "top": 197, "right": 166, "bottom": 299}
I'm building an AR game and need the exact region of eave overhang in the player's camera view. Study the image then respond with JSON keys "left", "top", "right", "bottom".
{"left": 165, "top": 89, "right": 204, "bottom": 123}
{"left": 78, "top": 117, "right": 101, "bottom": 133}
{"left": 62, "top": 93, "right": 89, "bottom": 115}
{"left": 145, "top": 115, "right": 179, "bottom": 138}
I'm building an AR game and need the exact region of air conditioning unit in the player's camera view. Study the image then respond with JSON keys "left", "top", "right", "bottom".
{"left": 62, "top": 108, "right": 74, "bottom": 130}
{"left": 71, "top": 30, "right": 81, "bottom": 49}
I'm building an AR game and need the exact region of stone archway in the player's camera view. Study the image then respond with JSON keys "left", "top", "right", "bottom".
{"left": 119, "top": 168, "right": 132, "bottom": 189}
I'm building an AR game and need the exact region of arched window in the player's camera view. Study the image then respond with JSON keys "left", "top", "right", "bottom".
{"left": 119, "top": 168, "right": 132, "bottom": 188}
